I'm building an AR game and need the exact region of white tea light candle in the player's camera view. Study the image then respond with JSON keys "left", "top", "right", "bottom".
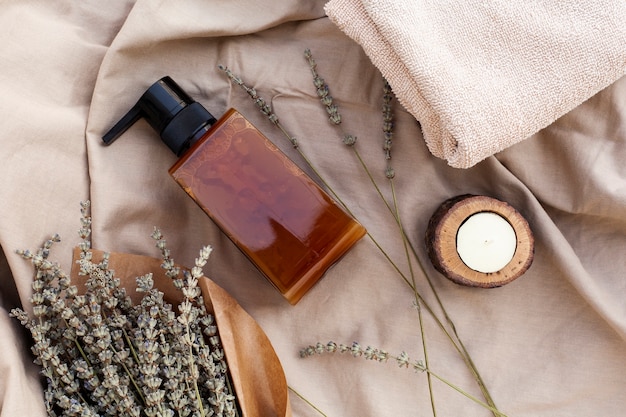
{"left": 456, "top": 212, "right": 517, "bottom": 273}
{"left": 425, "top": 195, "right": 534, "bottom": 288}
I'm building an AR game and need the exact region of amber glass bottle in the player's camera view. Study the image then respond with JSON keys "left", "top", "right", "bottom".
{"left": 103, "top": 77, "right": 365, "bottom": 304}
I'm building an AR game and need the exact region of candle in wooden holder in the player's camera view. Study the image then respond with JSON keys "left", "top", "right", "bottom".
{"left": 425, "top": 194, "right": 534, "bottom": 288}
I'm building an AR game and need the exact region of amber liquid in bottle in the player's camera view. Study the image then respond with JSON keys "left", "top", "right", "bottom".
{"left": 170, "top": 108, "right": 366, "bottom": 304}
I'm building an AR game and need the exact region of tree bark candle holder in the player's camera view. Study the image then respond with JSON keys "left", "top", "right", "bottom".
{"left": 425, "top": 194, "right": 534, "bottom": 288}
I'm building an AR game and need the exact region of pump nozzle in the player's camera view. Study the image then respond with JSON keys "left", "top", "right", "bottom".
{"left": 102, "top": 104, "right": 142, "bottom": 145}
{"left": 102, "top": 76, "right": 217, "bottom": 156}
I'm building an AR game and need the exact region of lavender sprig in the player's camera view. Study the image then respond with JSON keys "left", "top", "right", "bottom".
{"left": 304, "top": 49, "right": 362, "bottom": 148}
{"left": 300, "top": 341, "right": 425, "bottom": 372}
{"left": 219, "top": 64, "right": 299, "bottom": 150}
{"left": 382, "top": 80, "right": 395, "bottom": 179}
{"left": 300, "top": 341, "right": 507, "bottom": 416}
{"left": 304, "top": 49, "right": 341, "bottom": 125}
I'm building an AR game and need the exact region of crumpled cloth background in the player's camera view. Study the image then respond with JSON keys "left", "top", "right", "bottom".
{"left": 1, "top": 1, "right": 625, "bottom": 416}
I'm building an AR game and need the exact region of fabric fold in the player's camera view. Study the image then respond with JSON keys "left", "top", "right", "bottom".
{"left": 325, "top": 0, "right": 626, "bottom": 168}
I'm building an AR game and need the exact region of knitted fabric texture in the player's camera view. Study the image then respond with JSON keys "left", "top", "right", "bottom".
{"left": 325, "top": 0, "right": 626, "bottom": 168}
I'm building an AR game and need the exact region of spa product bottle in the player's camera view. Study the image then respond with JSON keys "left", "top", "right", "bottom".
{"left": 102, "top": 76, "right": 366, "bottom": 304}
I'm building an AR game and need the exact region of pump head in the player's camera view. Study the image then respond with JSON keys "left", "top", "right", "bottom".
{"left": 102, "top": 76, "right": 217, "bottom": 156}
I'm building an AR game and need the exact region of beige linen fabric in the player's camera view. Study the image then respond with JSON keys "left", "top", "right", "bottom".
{"left": 325, "top": 0, "right": 626, "bottom": 168}
{"left": 1, "top": 1, "right": 625, "bottom": 416}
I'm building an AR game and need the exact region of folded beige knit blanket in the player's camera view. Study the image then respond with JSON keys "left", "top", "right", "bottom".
{"left": 325, "top": 0, "right": 626, "bottom": 168}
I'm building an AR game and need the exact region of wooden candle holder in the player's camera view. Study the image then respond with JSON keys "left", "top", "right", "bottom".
{"left": 425, "top": 194, "right": 534, "bottom": 288}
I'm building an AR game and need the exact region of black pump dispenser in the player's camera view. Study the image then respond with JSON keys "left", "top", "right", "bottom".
{"left": 102, "top": 76, "right": 217, "bottom": 156}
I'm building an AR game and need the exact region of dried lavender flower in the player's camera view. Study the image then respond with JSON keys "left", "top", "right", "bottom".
{"left": 218, "top": 65, "right": 277, "bottom": 123}
{"left": 218, "top": 64, "right": 298, "bottom": 149}
{"left": 303, "top": 49, "right": 364, "bottom": 150}
{"left": 382, "top": 80, "right": 396, "bottom": 179}
{"left": 382, "top": 80, "right": 394, "bottom": 157}
{"left": 300, "top": 341, "right": 425, "bottom": 372}
{"left": 10, "top": 203, "right": 240, "bottom": 417}
{"left": 304, "top": 49, "right": 341, "bottom": 125}
{"left": 342, "top": 135, "right": 357, "bottom": 147}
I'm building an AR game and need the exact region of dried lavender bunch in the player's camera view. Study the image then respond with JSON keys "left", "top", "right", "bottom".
{"left": 10, "top": 202, "right": 239, "bottom": 417}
